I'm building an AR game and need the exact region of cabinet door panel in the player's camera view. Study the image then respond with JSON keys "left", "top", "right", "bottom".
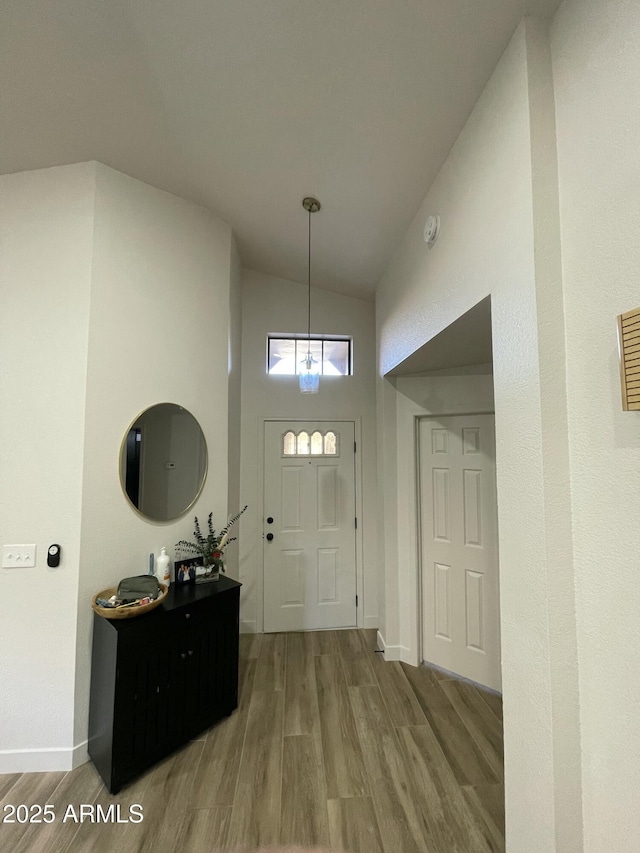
{"left": 114, "top": 650, "right": 174, "bottom": 781}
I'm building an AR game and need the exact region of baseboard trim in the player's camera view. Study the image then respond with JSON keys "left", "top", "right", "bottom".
{"left": 72, "top": 740, "right": 89, "bottom": 768}
{"left": 240, "top": 620, "right": 257, "bottom": 634}
{"left": 375, "top": 631, "right": 409, "bottom": 662}
{"left": 400, "top": 645, "right": 419, "bottom": 667}
{"left": 0, "top": 747, "right": 76, "bottom": 774}
{"left": 421, "top": 659, "right": 502, "bottom": 695}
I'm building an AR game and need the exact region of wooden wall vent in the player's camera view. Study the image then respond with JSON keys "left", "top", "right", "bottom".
{"left": 617, "top": 307, "right": 640, "bottom": 410}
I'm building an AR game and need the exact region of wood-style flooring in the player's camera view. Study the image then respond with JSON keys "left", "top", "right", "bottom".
{"left": 0, "top": 629, "right": 504, "bottom": 852}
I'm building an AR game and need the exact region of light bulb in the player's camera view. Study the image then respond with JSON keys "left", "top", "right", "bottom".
{"left": 299, "top": 353, "right": 320, "bottom": 394}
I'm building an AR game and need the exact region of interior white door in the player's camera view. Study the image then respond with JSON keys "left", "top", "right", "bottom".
{"left": 263, "top": 421, "right": 357, "bottom": 632}
{"left": 418, "top": 414, "right": 501, "bottom": 691}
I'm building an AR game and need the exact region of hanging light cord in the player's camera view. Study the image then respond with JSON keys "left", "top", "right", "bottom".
{"left": 307, "top": 207, "right": 312, "bottom": 356}
{"left": 300, "top": 196, "right": 320, "bottom": 375}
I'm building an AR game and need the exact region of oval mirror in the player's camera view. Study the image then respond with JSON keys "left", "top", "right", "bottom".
{"left": 120, "top": 403, "right": 207, "bottom": 522}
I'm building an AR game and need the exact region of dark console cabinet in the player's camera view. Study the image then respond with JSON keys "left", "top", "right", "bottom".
{"left": 88, "top": 577, "right": 240, "bottom": 793}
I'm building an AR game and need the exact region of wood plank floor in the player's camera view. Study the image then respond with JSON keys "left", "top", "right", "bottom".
{"left": 0, "top": 629, "right": 504, "bottom": 852}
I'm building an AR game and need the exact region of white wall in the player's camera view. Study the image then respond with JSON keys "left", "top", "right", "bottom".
{"left": 0, "top": 160, "right": 237, "bottom": 770}
{"left": 73, "top": 163, "right": 233, "bottom": 750}
{"left": 551, "top": 1, "right": 640, "bottom": 850}
{"left": 394, "top": 363, "right": 494, "bottom": 409}
{"left": 0, "top": 164, "right": 94, "bottom": 771}
{"left": 239, "top": 270, "right": 377, "bottom": 633}
{"left": 376, "top": 20, "right": 581, "bottom": 852}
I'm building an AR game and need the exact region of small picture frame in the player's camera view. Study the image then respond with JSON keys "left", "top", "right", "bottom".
{"left": 174, "top": 556, "right": 201, "bottom": 585}
{"left": 194, "top": 560, "right": 222, "bottom": 584}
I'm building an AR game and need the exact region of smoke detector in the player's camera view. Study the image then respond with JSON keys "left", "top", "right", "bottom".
{"left": 423, "top": 215, "right": 440, "bottom": 246}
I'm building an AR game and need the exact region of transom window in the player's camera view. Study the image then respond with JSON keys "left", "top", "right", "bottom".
{"left": 283, "top": 429, "right": 339, "bottom": 456}
{"left": 268, "top": 336, "right": 352, "bottom": 376}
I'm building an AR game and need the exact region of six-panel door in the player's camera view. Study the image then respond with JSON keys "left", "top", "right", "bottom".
{"left": 418, "top": 414, "right": 501, "bottom": 691}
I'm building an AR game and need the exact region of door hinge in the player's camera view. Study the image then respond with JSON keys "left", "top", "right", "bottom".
{"left": 355, "top": 517, "right": 358, "bottom": 529}
{"left": 354, "top": 440, "right": 357, "bottom": 453}
{"left": 356, "top": 595, "right": 358, "bottom": 607}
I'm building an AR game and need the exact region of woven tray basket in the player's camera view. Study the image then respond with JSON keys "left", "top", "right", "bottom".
{"left": 91, "top": 583, "right": 168, "bottom": 620}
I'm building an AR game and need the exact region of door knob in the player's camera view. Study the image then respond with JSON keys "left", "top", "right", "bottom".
{"left": 266, "top": 533, "right": 274, "bottom": 541}
{"left": 267, "top": 516, "right": 274, "bottom": 524}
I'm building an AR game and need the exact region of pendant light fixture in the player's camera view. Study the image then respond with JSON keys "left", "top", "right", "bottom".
{"left": 299, "top": 196, "right": 321, "bottom": 394}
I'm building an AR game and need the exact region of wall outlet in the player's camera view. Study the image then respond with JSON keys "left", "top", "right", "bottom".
{"left": 2, "top": 544, "right": 36, "bottom": 568}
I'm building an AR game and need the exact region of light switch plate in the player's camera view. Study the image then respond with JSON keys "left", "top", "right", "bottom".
{"left": 2, "top": 544, "right": 36, "bottom": 568}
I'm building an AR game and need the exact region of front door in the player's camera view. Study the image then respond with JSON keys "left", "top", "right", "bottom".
{"left": 418, "top": 414, "right": 501, "bottom": 691}
{"left": 263, "top": 421, "right": 357, "bottom": 632}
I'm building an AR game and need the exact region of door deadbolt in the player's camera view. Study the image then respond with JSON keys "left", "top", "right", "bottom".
{"left": 266, "top": 533, "right": 274, "bottom": 541}
{"left": 267, "top": 516, "right": 274, "bottom": 524}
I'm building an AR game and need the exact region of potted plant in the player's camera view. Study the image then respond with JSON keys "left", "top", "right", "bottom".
{"left": 176, "top": 505, "right": 247, "bottom": 582}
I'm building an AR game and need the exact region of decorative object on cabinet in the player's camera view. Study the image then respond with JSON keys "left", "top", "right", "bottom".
{"left": 116, "top": 574, "right": 161, "bottom": 602}
{"left": 88, "top": 576, "right": 241, "bottom": 794}
{"left": 119, "top": 402, "right": 208, "bottom": 522}
{"left": 174, "top": 556, "right": 200, "bottom": 585}
{"left": 155, "top": 547, "right": 171, "bottom": 587}
{"left": 91, "top": 583, "right": 168, "bottom": 620}
{"left": 175, "top": 506, "right": 247, "bottom": 583}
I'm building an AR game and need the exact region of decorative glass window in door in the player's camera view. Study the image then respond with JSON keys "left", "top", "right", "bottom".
{"left": 282, "top": 429, "right": 339, "bottom": 457}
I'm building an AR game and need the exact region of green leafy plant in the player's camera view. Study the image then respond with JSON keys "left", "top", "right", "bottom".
{"left": 176, "top": 505, "right": 248, "bottom": 572}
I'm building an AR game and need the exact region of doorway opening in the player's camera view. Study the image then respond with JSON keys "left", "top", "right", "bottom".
{"left": 386, "top": 295, "right": 499, "bottom": 689}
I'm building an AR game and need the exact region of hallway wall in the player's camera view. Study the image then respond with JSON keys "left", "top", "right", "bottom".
{"left": 551, "top": 0, "right": 640, "bottom": 849}
{"left": 74, "top": 163, "right": 234, "bottom": 754}
{"left": 376, "top": 20, "right": 578, "bottom": 853}
{"left": 0, "top": 163, "right": 94, "bottom": 770}
{"left": 0, "top": 162, "right": 236, "bottom": 771}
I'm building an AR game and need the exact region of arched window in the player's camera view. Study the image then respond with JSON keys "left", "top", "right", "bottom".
{"left": 323, "top": 431, "right": 337, "bottom": 455}
{"left": 311, "top": 431, "right": 324, "bottom": 455}
{"left": 282, "top": 429, "right": 339, "bottom": 457}
{"left": 283, "top": 431, "right": 296, "bottom": 455}
{"left": 297, "top": 431, "right": 310, "bottom": 455}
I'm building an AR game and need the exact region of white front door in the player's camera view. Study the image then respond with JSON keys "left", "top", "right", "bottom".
{"left": 418, "top": 414, "right": 501, "bottom": 691}
{"left": 263, "top": 421, "right": 357, "bottom": 632}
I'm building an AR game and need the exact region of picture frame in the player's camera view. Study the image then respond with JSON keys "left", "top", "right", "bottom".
{"left": 194, "top": 559, "right": 223, "bottom": 584}
{"left": 174, "top": 556, "right": 201, "bottom": 585}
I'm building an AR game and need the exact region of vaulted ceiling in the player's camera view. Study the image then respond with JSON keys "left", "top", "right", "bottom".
{"left": 1, "top": 0, "right": 561, "bottom": 299}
